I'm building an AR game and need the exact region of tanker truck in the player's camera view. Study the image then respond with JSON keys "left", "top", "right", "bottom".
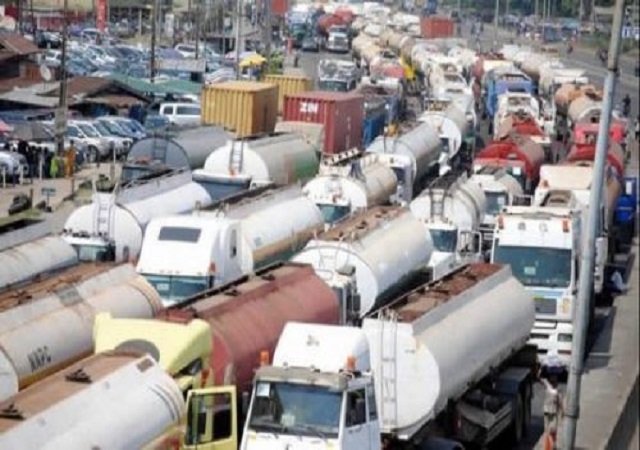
{"left": 366, "top": 122, "right": 443, "bottom": 195}
{"left": 418, "top": 97, "right": 475, "bottom": 171}
{"left": 135, "top": 185, "right": 324, "bottom": 306}
{"left": 491, "top": 164, "right": 622, "bottom": 368}
{"left": 470, "top": 166, "right": 524, "bottom": 252}
{"left": 94, "top": 261, "right": 343, "bottom": 448}
{"left": 195, "top": 132, "right": 319, "bottom": 194}
{"left": 534, "top": 164, "right": 623, "bottom": 293}
{"left": 410, "top": 171, "right": 485, "bottom": 279}
{"left": 0, "top": 263, "right": 163, "bottom": 402}
{"left": 303, "top": 150, "right": 400, "bottom": 224}
{"left": 240, "top": 263, "right": 537, "bottom": 450}
{"left": 473, "top": 134, "right": 546, "bottom": 194}
{"left": 0, "top": 235, "right": 77, "bottom": 293}
{"left": 0, "top": 351, "right": 196, "bottom": 449}
{"left": 122, "top": 126, "right": 230, "bottom": 181}
{"left": 292, "top": 206, "right": 434, "bottom": 321}
{"left": 62, "top": 168, "right": 213, "bottom": 263}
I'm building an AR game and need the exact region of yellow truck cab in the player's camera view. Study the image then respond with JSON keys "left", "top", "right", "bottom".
{"left": 94, "top": 313, "right": 238, "bottom": 450}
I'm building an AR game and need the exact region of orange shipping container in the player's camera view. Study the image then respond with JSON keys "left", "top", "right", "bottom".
{"left": 420, "top": 16, "right": 454, "bottom": 39}
{"left": 264, "top": 74, "right": 313, "bottom": 114}
{"left": 201, "top": 81, "right": 278, "bottom": 138}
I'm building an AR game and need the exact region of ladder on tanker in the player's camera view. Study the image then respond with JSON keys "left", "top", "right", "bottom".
{"left": 228, "top": 140, "right": 244, "bottom": 175}
{"left": 379, "top": 310, "right": 399, "bottom": 429}
{"left": 95, "top": 193, "right": 114, "bottom": 237}
{"left": 151, "top": 136, "right": 168, "bottom": 162}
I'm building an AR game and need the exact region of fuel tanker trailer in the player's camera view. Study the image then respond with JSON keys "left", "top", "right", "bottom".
{"left": 304, "top": 151, "right": 398, "bottom": 224}
{"left": 93, "top": 262, "right": 342, "bottom": 447}
{"left": 567, "top": 95, "right": 603, "bottom": 128}
{"left": 474, "top": 134, "right": 545, "bottom": 194}
{"left": 240, "top": 264, "right": 537, "bottom": 450}
{"left": 366, "top": 122, "right": 442, "bottom": 194}
{"left": 418, "top": 98, "right": 475, "bottom": 169}
{"left": 0, "top": 236, "right": 77, "bottom": 293}
{"left": 292, "top": 206, "right": 434, "bottom": 321}
{"left": 136, "top": 185, "right": 325, "bottom": 306}
{"left": 122, "top": 126, "right": 230, "bottom": 181}
{"left": 62, "top": 168, "right": 213, "bottom": 263}
{"left": 553, "top": 83, "right": 602, "bottom": 117}
{"left": 196, "top": 132, "right": 319, "bottom": 190}
{"left": 0, "top": 263, "right": 162, "bottom": 401}
{"left": 0, "top": 351, "right": 188, "bottom": 450}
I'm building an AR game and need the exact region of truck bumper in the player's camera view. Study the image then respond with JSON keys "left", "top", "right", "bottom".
{"left": 528, "top": 320, "right": 573, "bottom": 369}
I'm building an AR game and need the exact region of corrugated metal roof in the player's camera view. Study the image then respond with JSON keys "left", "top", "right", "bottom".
{"left": 0, "top": 77, "right": 41, "bottom": 94}
{"left": 0, "top": 31, "right": 40, "bottom": 56}
{"left": 156, "top": 79, "right": 202, "bottom": 96}
{"left": 106, "top": 74, "right": 175, "bottom": 96}
{"left": 0, "top": 89, "right": 59, "bottom": 107}
{"left": 84, "top": 94, "right": 147, "bottom": 107}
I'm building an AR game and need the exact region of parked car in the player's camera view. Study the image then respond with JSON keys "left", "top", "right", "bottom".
{"left": 158, "top": 102, "right": 201, "bottom": 127}
{"left": 143, "top": 114, "right": 173, "bottom": 134}
{"left": 0, "top": 151, "right": 29, "bottom": 181}
{"left": 64, "top": 122, "right": 111, "bottom": 161}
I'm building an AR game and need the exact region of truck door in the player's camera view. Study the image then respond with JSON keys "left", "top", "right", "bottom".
{"left": 185, "top": 386, "right": 238, "bottom": 450}
{"left": 342, "top": 388, "right": 371, "bottom": 449}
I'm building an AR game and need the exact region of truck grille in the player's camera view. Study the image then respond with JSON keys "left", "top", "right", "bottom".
{"left": 534, "top": 297, "right": 557, "bottom": 315}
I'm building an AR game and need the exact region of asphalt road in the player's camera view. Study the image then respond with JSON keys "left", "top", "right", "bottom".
{"left": 296, "top": 35, "right": 638, "bottom": 449}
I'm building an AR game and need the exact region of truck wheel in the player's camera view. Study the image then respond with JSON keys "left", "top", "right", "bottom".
{"left": 509, "top": 392, "right": 525, "bottom": 444}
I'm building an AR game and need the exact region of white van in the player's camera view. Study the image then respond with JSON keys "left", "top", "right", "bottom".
{"left": 159, "top": 103, "right": 201, "bottom": 127}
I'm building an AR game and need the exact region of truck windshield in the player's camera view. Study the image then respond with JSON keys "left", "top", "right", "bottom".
{"left": 72, "top": 244, "right": 115, "bottom": 262}
{"left": 144, "top": 274, "right": 209, "bottom": 306}
{"left": 485, "top": 191, "right": 508, "bottom": 215}
{"left": 429, "top": 228, "right": 458, "bottom": 253}
{"left": 248, "top": 382, "right": 341, "bottom": 438}
{"left": 318, "top": 204, "right": 351, "bottom": 224}
{"left": 493, "top": 244, "right": 572, "bottom": 288}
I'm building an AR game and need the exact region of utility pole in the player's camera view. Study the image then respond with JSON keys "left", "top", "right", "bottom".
{"left": 493, "top": 0, "right": 499, "bottom": 47}
{"left": 579, "top": 0, "right": 584, "bottom": 22}
{"left": 30, "top": 0, "right": 36, "bottom": 34}
{"left": 234, "top": 0, "right": 242, "bottom": 79}
{"left": 562, "top": 0, "right": 626, "bottom": 448}
{"left": 195, "top": 0, "right": 201, "bottom": 59}
{"left": 150, "top": 0, "right": 158, "bottom": 83}
{"left": 56, "top": 0, "right": 69, "bottom": 156}
{"left": 265, "top": 0, "right": 272, "bottom": 71}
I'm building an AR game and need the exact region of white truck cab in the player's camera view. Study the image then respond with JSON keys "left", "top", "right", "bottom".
{"left": 241, "top": 324, "right": 380, "bottom": 450}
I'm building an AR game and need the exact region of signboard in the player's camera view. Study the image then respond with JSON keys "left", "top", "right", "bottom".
{"left": 41, "top": 187, "right": 57, "bottom": 196}
{"left": 97, "top": 0, "right": 107, "bottom": 33}
{"left": 156, "top": 58, "right": 207, "bottom": 73}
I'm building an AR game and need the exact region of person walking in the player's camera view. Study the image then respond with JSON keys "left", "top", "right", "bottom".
{"left": 540, "top": 365, "right": 564, "bottom": 448}
{"left": 634, "top": 115, "right": 639, "bottom": 143}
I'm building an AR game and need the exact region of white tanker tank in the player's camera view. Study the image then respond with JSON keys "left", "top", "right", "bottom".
{"left": 418, "top": 98, "right": 474, "bottom": 167}
{"left": 567, "top": 95, "right": 603, "bottom": 126}
{"left": 0, "top": 351, "right": 185, "bottom": 450}
{"left": 520, "top": 54, "right": 563, "bottom": 83}
{"left": 62, "top": 169, "right": 212, "bottom": 263}
{"left": 471, "top": 166, "right": 524, "bottom": 248}
{"left": 0, "top": 263, "right": 162, "bottom": 401}
{"left": 197, "top": 132, "right": 319, "bottom": 187}
{"left": 410, "top": 171, "right": 487, "bottom": 232}
{"left": 304, "top": 153, "right": 398, "bottom": 223}
{"left": 363, "top": 263, "right": 535, "bottom": 439}
{"left": 137, "top": 185, "right": 325, "bottom": 306}
{"left": 292, "top": 206, "right": 433, "bottom": 319}
{"left": 0, "top": 236, "right": 77, "bottom": 292}
{"left": 366, "top": 122, "right": 442, "bottom": 190}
